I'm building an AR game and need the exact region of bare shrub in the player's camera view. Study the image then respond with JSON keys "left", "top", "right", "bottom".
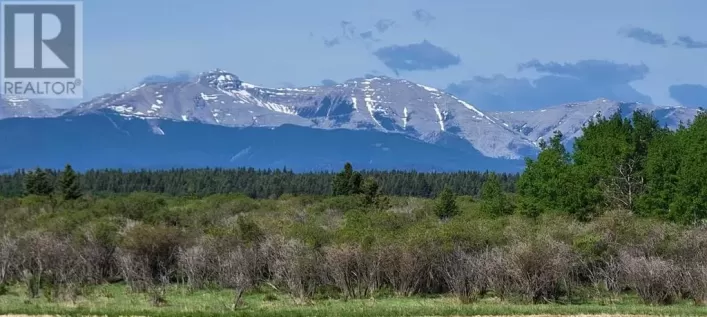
{"left": 681, "top": 263, "right": 707, "bottom": 305}
{"left": 584, "top": 255, "right": 623, "bottom": 302}
{"left": 441, "top": 248, "right": 494, "bottom": 303}
{"left": 216, "top": 245, "right": 259, "bottom": 309}
{"left": 16, "top": 232, "right": 90, "bottom": 301}
{"left": 78, "top": 223, "right": 119, "bottom": 282}
{"left": 0, "top": 235, "right": 17, "bottom": 285}
{"left": 500, "top": 238, "right": 577, "bottom": 303}
{"left": 263, "top": 236, "right": 322, "bottom": 302}
{"left": 117, "top": 224, "right": 183, "bottom": 298}
{"left": 178, "top": 242, "right": 215, "bottom": 291}
{"left": 378, "top": 244, "right": 433, "bottom": 296}
{"left": 620, "top": 252, "right": 679, "bottom": 305}
{"left": 485, "top": 248, "right": 515, "bottom": 300}
{"left": 116, "top": 249, "right": 152, "bottom": 292}
{"left": 324, "top": 244, "right": 380, "bottom": 299}
{"left": 670, "top": 227, "right": 707, "bottom": 304}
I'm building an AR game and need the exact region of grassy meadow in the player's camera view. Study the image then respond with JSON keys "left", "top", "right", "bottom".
{"left": 2, "top": 283, "right": 707, "bottom": 317}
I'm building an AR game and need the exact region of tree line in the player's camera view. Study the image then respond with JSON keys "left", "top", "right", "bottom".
{"left": 0, "top": 166, "right": 517, "bottom": 199}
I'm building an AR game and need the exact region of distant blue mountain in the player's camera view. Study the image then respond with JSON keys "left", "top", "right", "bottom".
{"left": 0, "top": 111, "right": 524, "bottom": 172}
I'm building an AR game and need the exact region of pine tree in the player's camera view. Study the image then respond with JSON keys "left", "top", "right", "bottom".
{"left": 24, "top": 168, "right": 53, "bottom": 196}
{"left": 434, "top": 186, "right": 459, "bottom": 220}
{"left": 59, "top": 164, "right": 82, "bottom": 200}
{"left": 480, "top": 173, "right": 512, "bottom": 216}
{"left": 332, "top": 162, "right": 362, "bottom": 195}
{"left": 332, "top": 163, "right": 353, "bottom": 196}
{"left": 517, "top": 131, "right": 572, "bottom": 214}
{"left": 24, "top": 170, "right": 37, "bottom": 196}
{"left": 361, "top": 176, "right": 381, "bottom": 207}
{"left": 349, "top": 171, "right": 363, "bottom": 195}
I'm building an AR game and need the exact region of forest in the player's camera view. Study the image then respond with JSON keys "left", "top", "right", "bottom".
{"left": 0, "top": 166, "right": 518, "bottom": 199}
{"left": 0, "top": 110, "right": 707, "bottom": 316}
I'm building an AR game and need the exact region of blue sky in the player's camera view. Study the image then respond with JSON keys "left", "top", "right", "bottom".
{"left": 76, "top": 0, "right": 707, "bottom": 111}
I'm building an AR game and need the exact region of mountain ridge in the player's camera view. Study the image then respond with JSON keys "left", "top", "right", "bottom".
{"left": 2, "top": 69, "right": 703, "bottom": 167}
{"left": 61, "top": 69, "right": 538, "bottom": 159}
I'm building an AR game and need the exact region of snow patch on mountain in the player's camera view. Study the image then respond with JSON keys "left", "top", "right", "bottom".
{"left": 0, "top": 95, "right": 59, "bottom": 119}
{"left": 35, "top": 70, "right": 703, "bottom": 160}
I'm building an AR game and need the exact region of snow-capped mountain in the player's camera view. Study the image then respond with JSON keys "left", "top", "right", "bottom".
{"left": 489, "top": 99, "right": 702, "bottom": 146}
{"left": 68, "top": 69, "right": 536, "bottom": 159}
{"left": 4, "top": 70, "right": 704, "bottom": 170}
{"left": 0, "top": 96, "right": 59, "bottom": 119}
{"left": 67, "top": 70, "right": 313, "bottom": 128}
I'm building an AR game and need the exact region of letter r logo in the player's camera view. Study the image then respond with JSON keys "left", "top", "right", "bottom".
{"left": 2, "top": 1, "right": 80, "bottom": 78}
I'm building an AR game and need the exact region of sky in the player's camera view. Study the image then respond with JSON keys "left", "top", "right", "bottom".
{"left": 70, "top": 0, "right": 707, "bottom": 111}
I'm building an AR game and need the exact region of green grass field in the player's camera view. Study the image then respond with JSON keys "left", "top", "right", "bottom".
{"left": 2, "top": 284, "right": 707, "bottom": 317}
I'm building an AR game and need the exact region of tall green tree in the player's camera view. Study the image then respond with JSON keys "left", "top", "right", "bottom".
{"left": 571, "top": 112, "right": 633, "bottom": 213}
{"left": 361, "top": 177, "right": 380, "bottom": 206}
{"left": 361, "top": 176, "right": 390, "bottom": 211}
{"left": 348, "top": 171, "right": 363, "bottom": 195}
{"left": 517, "top": 131, "right": 577, "bottom": 215}
{"left": 637, "top": 131, "right": 682, "bottom": 217}
{"left": 434, "top": 186, "right": 459, "bottom": 220}
{"left": 332, "top": 162, "right": 362, "bottom": 196}
{"left": 480, "top": 173, "right": 512, "bottom": 217}
{"left": 571, "top": 111, "right": 663, "bottom": 213}
{"left": 24, "top": 168, "right": 54, "bottom": 196}
{"left": 666, "top": 113, "right": 707, "bottom": 224}
{"left": 59, "top": 164, "right": 82, "bottom": 200}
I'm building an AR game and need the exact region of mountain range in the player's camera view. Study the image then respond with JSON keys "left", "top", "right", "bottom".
{"left": 0, "top": 69, "right": 701, "bottom": 172}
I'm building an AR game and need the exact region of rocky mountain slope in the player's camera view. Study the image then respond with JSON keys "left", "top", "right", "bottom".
{"left": 3, "top": 70, "right": 704, "bottom": 171}
{"left": 0, "top": 96, "right": 59, "bottom": 119}
{"left": 489, "top": 99, "right": 702, "bottom": 147}
{"left": 67, "top": 70, "right": 537, "bottom": 159}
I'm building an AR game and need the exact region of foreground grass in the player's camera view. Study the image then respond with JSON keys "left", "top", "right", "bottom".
{"left": 1, "top": 284, "right": 707, "bottom": 317}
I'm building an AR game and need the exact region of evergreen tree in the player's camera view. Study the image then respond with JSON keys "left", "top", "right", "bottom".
{"left": 637, "top": 131, "right": 682, "bottom": 217}
{"left": 568, "top": 111, "right": 663, "bottom": 214}
{"left": 0, "top": 166, "right": 519, "bottom": 199}
{"left": 361, "top": 177, "right": 380, "bottom": 206}
{"left": 59, "top": 164, "right": 82, "bottom": 200}
{"left": 332, "top": 162, "right": 354, "bottom": 196}
{"left": 24, "top": 168, "right": 53, "bottom": 196}
{"left": 24, "top": 170, "right": 37, "bottom": 196}
{"left": 480, "top": 173, "right": 512, "bottom": 216}
{"left": 666, "top": 113, "right": 707, "bottom": 224}
{"left": 349, "top": 171, "right": 363, "bottom": 195}
{"left": 434, "top": 186, "right": 459, "bottom": 220}
{"left": 360, "top": 176, "right": 389, "bottom": 210}
{"left": 517, "top": 131, "right": 575, "bottom": 215}
{"left": 332, "top": 162, "right": 362, "bottom": 195}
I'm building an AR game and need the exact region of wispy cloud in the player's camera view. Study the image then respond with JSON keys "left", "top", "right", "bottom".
{"left": 674, "top": 36, "right": 707, "bottom": 49}
{"left": 374, "top": 19, "right": 395, "bottom": 33}
{"left": 519, "top": 59, "right": 649, "bottom": 83}
{"left": 373, "top": 40, "right": 461, "bottom": 74}
{"left": 617, "top": 26, "right": 667, "bottom": 46}
{"left": 617, "top": 27, "right": 707, "bottom": 50}
{"left": 359, "top": 31, "right": 375, "bottom": 40}
{"left": 323, "top": 37, "right": 340, "bottom": 47}
{"left": 412, "top": 9, "right": 435, "bottom": 25}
